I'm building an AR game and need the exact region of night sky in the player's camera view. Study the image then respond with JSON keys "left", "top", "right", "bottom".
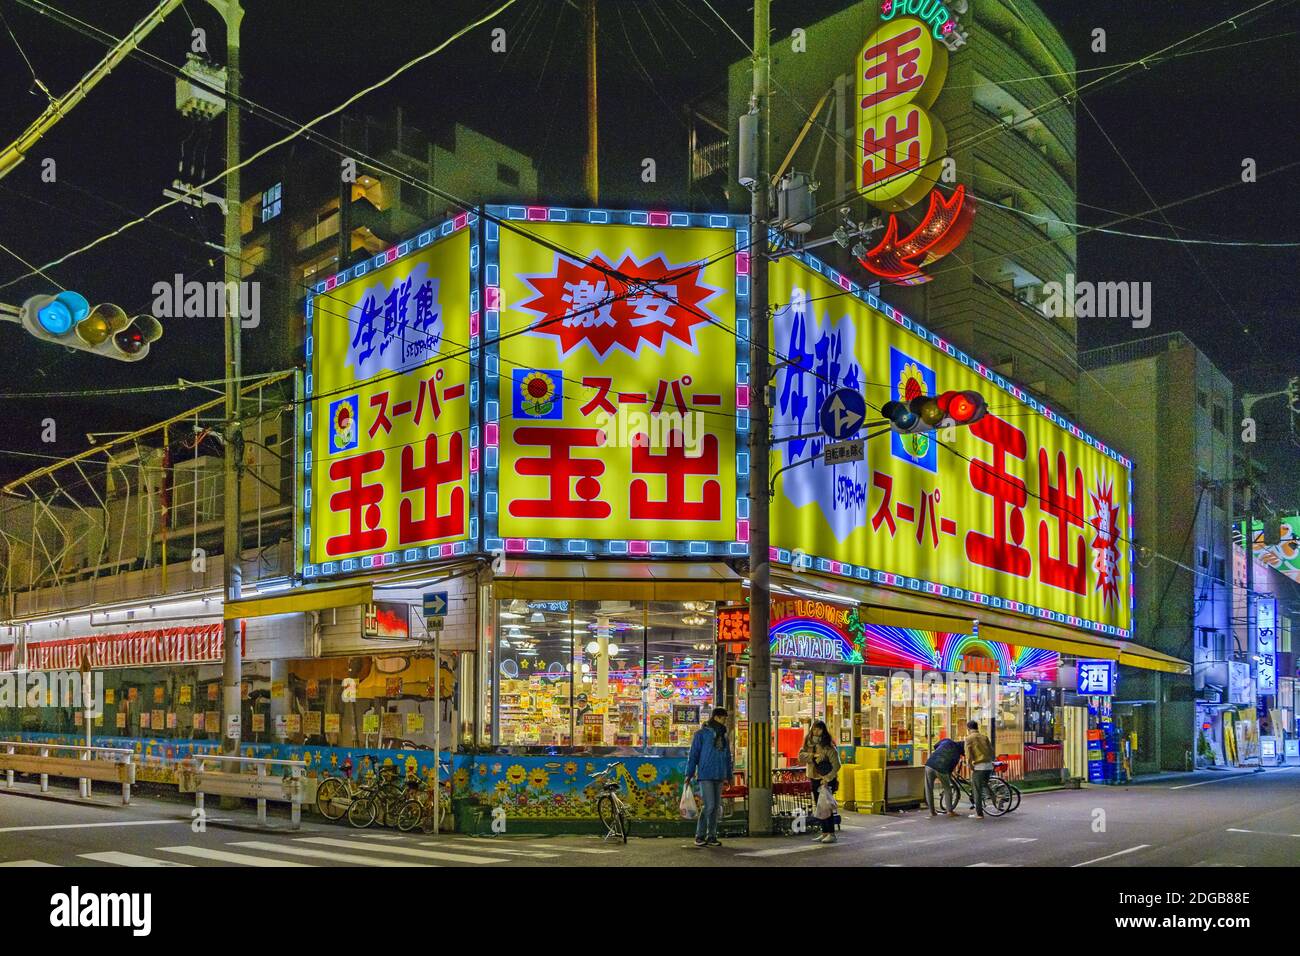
{"left": 0, "top": 0, "right": 1297, "bottom": 499}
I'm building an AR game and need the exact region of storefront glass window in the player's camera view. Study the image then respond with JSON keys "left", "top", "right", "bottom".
{"left": 498, "top": 601, "right": 574, "bottom": 746}
{"left": 890, "top": 672, "right": 914, "bottom": 757}
{"left": 646, "top": 601, "right": 714, "bottom": 747}
{"left": 574, "top": 600, "right": 643, "bottom": 747}
{"left": 860, "top": 674, "right": 888, "bottom": 746}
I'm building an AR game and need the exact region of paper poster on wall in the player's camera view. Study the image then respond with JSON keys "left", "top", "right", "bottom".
{"left": 153, "top": 686, "right": 164, "bottom": 704}
{"left": 207, "top": 683, "right": 218, "bottom": 702}
{"left": 104, "top": 688, "right": 115, "bottom": 706}
{"left": 324, "top": 713, "right": 341, "bottom": 734}
{"left": 274, "top": 714, "right": 287, "bottom": 736}
{"left": 251, "top": 713, "right": 266, "bottom": 733}
{"left": 139, "top": 711, "right": 151, "bottom": 729}
{"left": 406, "top": 712, "right": 425, "bottom": 734}
{"left": 362, "top": 713, "right": 380, "bottom": 735}
{"left": 205, "top": 710, "right": 219, "bottom": 731}
{"left": 285, "top": 713, "right": 302, "bottom": 734}
{"left": 192, "top": 712, "right": 205, "bottom": 730}
{"left": 382, "top": 713, "right": 403, "bottom": 738}
{"left": 178, "top": 685, "right": 192, "bottom": 705}
{"left": 166, "top": 712, "right": 177, "bottom": 729}
{"left": 114, "top": 712, "right": 125, "bottom": 729}
{"left": 304, "top": 711, "right": 322, "bottom": 735}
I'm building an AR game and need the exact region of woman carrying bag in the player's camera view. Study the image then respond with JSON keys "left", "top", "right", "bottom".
{"left": 799, "top": 719, "right": 841, "bottom": 844}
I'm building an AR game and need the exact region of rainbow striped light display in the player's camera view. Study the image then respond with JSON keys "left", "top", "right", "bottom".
{"left": 862, "top": 624, "right": 1059, "bottom": 681}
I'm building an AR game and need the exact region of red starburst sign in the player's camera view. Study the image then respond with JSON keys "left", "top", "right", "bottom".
{"left": 516, "top": 253, "right": 720, "bottom": 359}
{"left": 1089, "top": 476, "right": 1122, "bottom": 609}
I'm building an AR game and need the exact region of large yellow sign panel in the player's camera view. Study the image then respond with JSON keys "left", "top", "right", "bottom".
{"left": 769, "top": 255, "right": 1133, "bottom": 637}
{"left": 493, "top": 216, "right": 739, "bottom": 547}
{"left": 306, "top": 226, "right": 472, "bottom": 570}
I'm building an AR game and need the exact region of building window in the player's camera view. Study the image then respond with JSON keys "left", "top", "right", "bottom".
{"left": 1213, "top": 555, "right": 1226, "bottom": 583}
{"left": 1197, "top": 389, "right": 1208, "bottom": 409}
{"left": 1197, "top": 547, "right": 1209, "bottom": 570}
{"left": 1212, "top": 404, "right": 1226, "bottom": 434}
{"left": 260, "top": 182, "right": 282, "bottom": 222}
{"left": 496, "top": 162, "right": 520, "bottom": 187}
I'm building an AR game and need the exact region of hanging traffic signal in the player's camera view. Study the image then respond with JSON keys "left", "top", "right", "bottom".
{"left": 882, "top": 389, "right": 987, "bottom": 434}
{"left": 18, "top": 294, "right": 161, "bottom": 361}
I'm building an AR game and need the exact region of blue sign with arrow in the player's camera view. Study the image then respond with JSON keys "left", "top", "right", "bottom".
{"left": 423, "top": 591, "right": 448, "bottom": 617}
{"left": 818, "top": 388, "right": 866, "bottom": 441}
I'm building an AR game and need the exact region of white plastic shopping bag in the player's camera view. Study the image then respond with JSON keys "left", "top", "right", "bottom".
{"left": 813, "top": 784, "right": 836, "bottom": 820}
{"left": 679, "top": 783, "right": 698, "bottom": 819}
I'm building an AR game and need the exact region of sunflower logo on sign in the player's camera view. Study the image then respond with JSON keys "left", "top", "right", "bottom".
{"left": 888, "top": 346, "right": 938, "bottom": 472}
{"left": 512, "top": 368, "right": 563, "bottom": 420}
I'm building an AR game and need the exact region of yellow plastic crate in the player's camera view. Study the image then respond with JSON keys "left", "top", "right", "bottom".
{"left": 855, "top": 746, "right": 887, "bottom": 770}
{"left": 837, "top": 763, "right": 856, "bottom": 803}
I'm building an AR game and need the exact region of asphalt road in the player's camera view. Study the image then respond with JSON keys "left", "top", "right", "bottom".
{"left": 0, "top": 768, "right": 1296, "bottom": 867}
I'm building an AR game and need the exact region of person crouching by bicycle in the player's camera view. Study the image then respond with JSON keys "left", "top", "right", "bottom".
{"left": 685, "top": 707, "right": 733, "bottom": 848}
{"left": 924, "top": 736, "right": 963, "bottom": 818}
{"left": 963, "top": 720, "right": 996, "bottom": 819}
{"left": 799, "top": 720, "right": 841, "bottom": 843}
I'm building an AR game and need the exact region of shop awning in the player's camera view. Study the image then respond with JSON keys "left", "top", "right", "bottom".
{"left": 770, "top": 571, "right": 975, "bottom": 634}
{"left": 1118, "top": 644, "right": 1192, "bottom": 676}
{"left": 494, "top": 560, "right": 743, "bottom": 602}
{"left": 17, "top": 624, "right": 230, "bottom": 670}
{"left": 224, "top": 581, "right": 373, "bottom": 620}
{"left": 978, "top": 623, "right": 1123, "bottom": 661}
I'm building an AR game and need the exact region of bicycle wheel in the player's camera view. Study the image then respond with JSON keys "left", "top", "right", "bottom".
{"left": 1009, "top": 783, "right": 1022, "bottom": 812}
{"left": 347, "top": 795, "right": 378, "bottom": 828}
{"left": 984, "top": 778, "right": 1013, "bottom": 816}
{"left": 395, "top": 798, "right": 424, "bottom": 832}
{"left": 617, "top": 805, "right": 630, "bottom": 843}
{"left": 597, "top": 795, "right": 619, "bottom": 836}
{"left": 315, "top": 777, "right": 349, "bottom": 821}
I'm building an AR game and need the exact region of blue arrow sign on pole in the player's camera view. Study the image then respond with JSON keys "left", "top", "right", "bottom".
{"left": 423, "top": 592, "right": 448, "bottom": 617}
{"left": 818, "top": 388, "right": 867, "bottom": 441}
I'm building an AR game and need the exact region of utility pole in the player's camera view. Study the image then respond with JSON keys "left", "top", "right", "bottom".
{"left": 746, "top": 0, "right": 772, "bottom": 838}
{"left": 210, "top": 0, "right": 244, "bottom": 760}
{"left": 585, "top": 0, "right": 599, "bottom": 205}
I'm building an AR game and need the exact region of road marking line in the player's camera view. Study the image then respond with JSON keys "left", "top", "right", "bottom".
{"left": 1225, "top": 828, "right": 1300, "bottom": 838}
{"left": 736, "top": 844, "right": 826, "bottom": 858}
{"left": 231, "top": 841, "right": 433, "bottom": 866}
{"left": 80, "top": 852, "right": 193, "bottom": 867}
{"left": 296, "top": 837, "right": 508, "bottom": 865}
{"left": 156, "top": 846, "right": 312, "bottom": 867}
{"left": 1170, "top": 775, "right": 1255, "bottom": 790}
{"left": 0, "top": 819, "right": 181, "bottom": 834}
{"left": 438, "top": 839, "right": 559, "bottom": 858}
{"left": 525, "top": 843, "right": 618, "bottom": 855}
{"left": 967, "top": 862, "right": 1018, "bottom": 866}
{"left": 1006, "top": 837, "right": 1039, "bottom": 843}
{"left": 1072, "top": 844, "right": 1151, "bottom": 867}
{"left": 0, "top": 860, "right": 59, "bottom": 867}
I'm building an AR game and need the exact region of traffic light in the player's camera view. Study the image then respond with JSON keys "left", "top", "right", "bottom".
{"left": 19, "top": 293, "right": 162, "bottom": 361}
{"left": 882, "top": 389, "right": 988, "bottom": 434}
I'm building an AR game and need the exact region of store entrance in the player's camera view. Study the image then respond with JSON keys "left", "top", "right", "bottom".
{"left": 735, "top": 663, "right": 855, "bottom": 772}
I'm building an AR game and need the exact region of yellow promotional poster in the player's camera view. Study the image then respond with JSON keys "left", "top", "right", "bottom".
{"left": 305, "top": 218, "right": 475, "bottom": 574}
{"left": 769, "top": 254, "right": 1133, "bottom": 637}
{"left": 857, "top": 16, "right": 949, "bottom": 211}
{"left": 490, "top": 210, "right": 743, "bottom": 549}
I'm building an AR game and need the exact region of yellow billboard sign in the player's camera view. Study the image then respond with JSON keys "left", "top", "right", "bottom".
{"left": 303, "top": 218, "right": 475, "bottom": 576}
{"left": 486, "top": 208, "right": 744, "bottom": 554}
{"left": 857, "top": 16, "right": 949, "bottom": 212}
{"left": 769, "top": 253, "right": 1134, "bottom": 637}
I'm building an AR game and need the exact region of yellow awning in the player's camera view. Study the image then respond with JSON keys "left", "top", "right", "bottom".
{"left": 1118, "top": 645, "right": 1191, "bottom": 675}
{"left": 224, "top": 582, "right": 373, "bottom": 620}
{"left": 978, "top": 623, "right": 1123, "bottom": 661}
{"left": 494, "top": 560, "right": 743, "bottom": 602}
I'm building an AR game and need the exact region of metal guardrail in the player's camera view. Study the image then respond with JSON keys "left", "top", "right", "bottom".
{"left": 0, "top": 740, "right": 136, "bottom": 804}
{"left": 180, "top": 753, "right": 306, "bottom": 828}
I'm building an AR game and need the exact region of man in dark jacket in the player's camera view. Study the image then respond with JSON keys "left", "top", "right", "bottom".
{"left": 924, "top": 737, "right": 964, "bottom": 817}
{"left": 685, "top": 708, "right": 734, "bottom": 847}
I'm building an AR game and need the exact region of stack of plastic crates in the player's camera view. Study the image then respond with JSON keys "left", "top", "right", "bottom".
{"left": 772, "top": 767, "right": 814, "bottom": 835}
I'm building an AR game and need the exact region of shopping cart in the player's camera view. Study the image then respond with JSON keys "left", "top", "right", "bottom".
{"left": 772, "top": 767, "right": 817, "bottom": 835}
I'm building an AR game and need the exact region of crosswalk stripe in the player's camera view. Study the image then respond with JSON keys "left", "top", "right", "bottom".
{"left": 524, "top": 842, "right": 618, "bottom": 855}
{"left": 343, "top": 832, "right": 405, "bottom": 840}
{"left": 296, "top": 837, "right": 509, "bottom": 865}
{"left": 156, "top": 846, "right": 312, "bottom": 867}
{"left": 0, "top": 859, "right": 59, "bottom": 867}
{"left": 231, "top": 841, "right": 434, "bottom": 867}
{"left": 434, "top": 839, "right": 559, "bottom": 858}
{"left": 736, "top": 844, "right": 826, "bottom": 858}
{"left": 80, "top": 852, "right": 193, "bottom": 867}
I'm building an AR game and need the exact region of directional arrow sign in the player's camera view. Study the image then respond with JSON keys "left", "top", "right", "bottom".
{"left": 818, "top": 388, "right": 866, "bottom": 441}
{"left": 423, "top": 591, "right": 448, "bottom": 618}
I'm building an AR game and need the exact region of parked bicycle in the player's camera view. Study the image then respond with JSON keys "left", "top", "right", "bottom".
{"left": 395, "top": 761, "right": 452, "bottom": 833}
{"left": 940, "top": 759, "right": 1021, "bottom": 816}
{"left": 590, "top": 761, "right": 633, "bottom": 843}
{"left": 314, "top": 757, "right": 406, "bottom": 825}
